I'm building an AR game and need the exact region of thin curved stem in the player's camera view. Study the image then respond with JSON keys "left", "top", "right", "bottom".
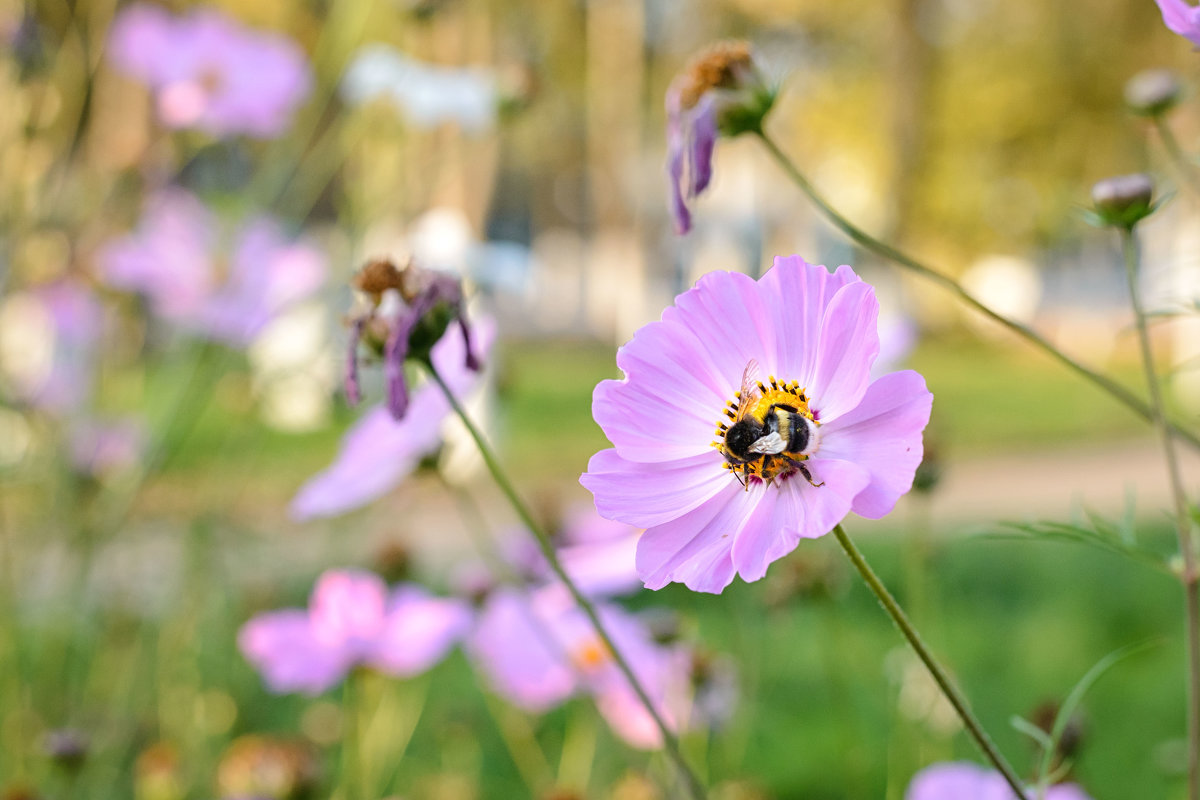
{"left": 831, "top": 524, "right": 1030, "bottom": 800}
{"left": 754, "top": 130, "right": 1200, "bottom": 452}
{"left": 1153, "top": 117, "right": 1200, "bottom": 199}
{"left": 427, "top": 364, "right": 707, "bottom": 800}
{"left": 1119, "top": 228, "right": 1200, "bottom": 800}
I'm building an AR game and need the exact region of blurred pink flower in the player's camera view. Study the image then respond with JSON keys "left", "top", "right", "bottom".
{"left": 68, "top": 417, "right": 146, "bottom": 477}
{"left": 239, "top": 569, "right": 471, "bottom": 695}
{"left": 289, "top": 319, "right": 493, "bottom": 521}
{"left": 1155, "top": 0, "right": 1200, "bottom": 46}
{"left": 1, "top": 281, "right": 103, "bottom": 414}
{"left": 546, "top": 508, "right": 642, "bottom": 597}
{"left": 906, "top": 763, "right": 1093, "bottom": 800}
{"left": 107, "top": 3, "right": 311, "bottom": 138}
{"left": 581, "top": 256, "right": 933, "bottom": 593}
{"left": 97, "top": 190, "right": 325, "bottom": 347}
{"left": 467, "top": 585, "right": 690, "bottom": 749}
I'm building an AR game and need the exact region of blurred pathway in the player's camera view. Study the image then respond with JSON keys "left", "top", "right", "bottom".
{"left": 922, "top": 437, "right": 1200, "bottom": 529}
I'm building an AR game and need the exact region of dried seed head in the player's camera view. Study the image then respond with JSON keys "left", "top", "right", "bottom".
{"left": 352, "top": 258, "right": 406, "bottom": 298}
{"left": 677, "top": 40, "right": 755, "bottom": 110}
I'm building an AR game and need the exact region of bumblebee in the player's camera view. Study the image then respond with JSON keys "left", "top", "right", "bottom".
{"left": 717, "top": 360, "right": 822, "bottom": 489}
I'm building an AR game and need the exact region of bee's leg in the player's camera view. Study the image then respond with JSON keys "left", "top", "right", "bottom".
{"left": 786, "top": 457, "right": 824, "bottom": 487}
{"left": 800, "top": 464, "right": 823, "bottom": 487}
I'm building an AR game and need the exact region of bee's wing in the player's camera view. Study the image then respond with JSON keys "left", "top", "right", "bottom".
{"left": 748, "top": 432, "right": 786, "bottom": 455}
{"left": 735, "top": 359, "right": 763, "bottom": 421}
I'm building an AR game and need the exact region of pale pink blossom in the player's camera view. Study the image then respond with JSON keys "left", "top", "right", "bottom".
{"left": 582, "top": 256, "right": 932, "bottom": 592}
{"left": 239, "top": 570, "right": 471, "bottom": 695}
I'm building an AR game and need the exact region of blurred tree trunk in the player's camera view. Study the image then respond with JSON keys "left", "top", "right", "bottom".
{"left": 886, "top": 0, "right": 936, "bottom": 247}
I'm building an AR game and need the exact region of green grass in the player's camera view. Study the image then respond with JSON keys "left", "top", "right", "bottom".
{"left": 0, "top": 524, "right": 1186, "bottom": 799}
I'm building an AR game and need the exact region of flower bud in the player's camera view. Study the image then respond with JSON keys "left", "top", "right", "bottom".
{"left": 42, "top": 729, "right": 88, "bottom": 771}
{"left": 1125, "top": 69, "right": 1182, "bottom": 118}
{"left": 1089, "top": 173, "right": 1156, "bottom": 229}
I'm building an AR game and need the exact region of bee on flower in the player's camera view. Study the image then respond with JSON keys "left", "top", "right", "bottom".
{"left": 582, "top": 256, "right": 933, "bottom": 593}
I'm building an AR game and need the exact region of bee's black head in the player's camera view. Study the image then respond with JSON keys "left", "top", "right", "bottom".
{"left": 723, "top": 419, "right": 762, "bottom": 460}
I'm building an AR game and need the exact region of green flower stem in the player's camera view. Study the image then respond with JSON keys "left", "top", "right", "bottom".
{"left": 481, "top": 689, "right": 556, "bottom": 795}
{"left": 339, "top": 670, "right": 366, "bottom": 800}
{"left": 753, "top": 130, "right": 1200, "bottom": 453}
{"left": 1153, "top": 117, "right": 1200, "bottom": 199}
{"left": 831, "top": 524, "right": 1030, "bottom": 800}
{"left": 427, "top": 364, "right": 708, "bottom": 800}
{"left": 1118, "top": 228, "right": 1200, "bottom": 800}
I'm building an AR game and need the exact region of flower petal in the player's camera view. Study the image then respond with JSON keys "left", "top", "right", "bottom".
{"left": 467, "top": 588, "right": 578, "bottom": 712}
{"left": 636, "top": 482, "right": 760, "bottom": 593}
{"left": 669, "top": 270, "right": 777, "bottom": 384}
{"left": 593, "top": 375, "right": 718, "bottom": 463}
{"left": 288, "top": 396, "right": 445, "bottom": 521}
{"left": 238, "top": 610, "right": 352, "bottom": 695}
{"left": 308, "top": 570, "right": 389, "bottom": 651}
{"left": 730, "top": 459, "right": 869, "bottom": 581}
{"left": 687, "top": 96, "right": 718, "bottom": 197}
{"left": 807, "top": 281, "right": 880, "bottom": 422}
{"left": 666, "top": 135, "right": 692, "bottom": 235}
{"left": 818, "top": 370, "right": 932, "bottom": 519}
{"left": 582, "top": 448, "right": 730, "bottom": 528}
{"left": 1155, "top": 0, "right": 1200, "bottom": 43}
{"left": 368, "top": 586, "right": 472, "bottom": 677}
{"left": 758, "top": 257, "right": 861, "bottom": 385}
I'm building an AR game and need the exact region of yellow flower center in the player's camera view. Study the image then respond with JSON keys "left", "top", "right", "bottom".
{"left": 572, "top": 637, "right": 612, "bottom": 672}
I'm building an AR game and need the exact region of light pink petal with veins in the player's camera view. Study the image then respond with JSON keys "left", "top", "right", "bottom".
{"left": 582, "top": 448, "right": 729, "bottom": 529}
{"left": 817, "top": 370, "right": 932, "bottom": 519}
{"left": 729, "top": 459, "right": 868, "bottom": 582}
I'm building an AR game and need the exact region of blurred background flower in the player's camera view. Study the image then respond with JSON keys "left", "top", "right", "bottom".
{"left": 107, "top": 3, "right": 312, "bottom": 138}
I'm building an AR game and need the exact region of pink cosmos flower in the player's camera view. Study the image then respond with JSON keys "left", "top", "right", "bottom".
{"left": 239, "top": 569, "right": 471, "bottom": 695}
{"left": 289, "top": 319, "right": 493, "bottom": 521}
{"left": 581, "top": 256, "right": 933, "bottom": 593}
{"left": 906, "top": 763, "right": 1094, "bottom": 800}
{"left": 107, "top": 3, "right": 311, "bottom": 138}
{"left": 467, "top": 585, "right": 690, "bottom": 749}
{"left": 97, "top": 190, "right": 325, "bottom": 347}
{"left": 1154, "top": 0, "right": 1200, "bottom": 46}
